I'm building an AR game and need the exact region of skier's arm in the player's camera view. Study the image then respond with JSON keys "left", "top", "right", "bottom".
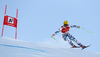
{"left": 51, "top": 28, "right": 61, "bottom": 38}
{"left": 70, "top": 25, "right": 80, "bottom": 28}
{"left": 55, "top": 30, "right": 61, "bottom": 35}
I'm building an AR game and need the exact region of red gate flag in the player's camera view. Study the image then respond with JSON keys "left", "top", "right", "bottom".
{"left": 1, "top": 5, "right": 18, "bottom": 39}
{"left": 3, "top": 15, "right": 18, "bottom": 28}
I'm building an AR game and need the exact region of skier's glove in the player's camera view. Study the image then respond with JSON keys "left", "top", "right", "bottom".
{"left": 77, "top": 26, "right": 80, "bottom": 28}
{"left": 51, "top": 34, "right": 55, "bottom": 38}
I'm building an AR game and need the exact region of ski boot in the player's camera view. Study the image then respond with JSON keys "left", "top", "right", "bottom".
{"left": 80, "top": 45, "right": 86, "bottom": 49}
{"left": 80, "top": 44, "right": 91, "bottom": 50}
{"left": 71, "top": 43, "right": 80, "bottom": 48}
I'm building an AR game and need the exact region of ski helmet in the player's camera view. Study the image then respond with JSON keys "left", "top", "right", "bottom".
{"left": 63, "top": 20, "right": 68, "bottom": 25}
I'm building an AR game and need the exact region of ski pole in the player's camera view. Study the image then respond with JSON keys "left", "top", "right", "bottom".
{"left": 80, "top": 27, "right": 94, "bottom": 34}
{"left": 51, "top": 37, "right": 58, "bottom": 45}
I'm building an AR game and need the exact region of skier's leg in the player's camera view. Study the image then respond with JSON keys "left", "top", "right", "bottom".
{"left": 67, "top": 37, "right": 76, "bottom": 47}
{"left": 62, "top": 33, "right": 69, "bottom": 41}
{"left": 62, "top": 34, "right": 67, "bottom": 41}
{"left": 62, "top": 33, "right": 76, "bottom": 47}
{"left": 68, "top": 33, "right": 86, "bottom": 49}
{"left": 72, "top": 38, "right": 86, "bottom": 49}
{"left": 72, "top": 37, "right": 82, "bottom": 46}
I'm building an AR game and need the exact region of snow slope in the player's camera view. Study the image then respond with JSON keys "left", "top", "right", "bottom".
{"left": 0, "top": 36, "right": 100, "bottom": 57}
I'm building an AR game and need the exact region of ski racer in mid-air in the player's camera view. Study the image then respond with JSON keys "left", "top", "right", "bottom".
{"left": 51, "top": 20, "right": 89, "bottom": 49}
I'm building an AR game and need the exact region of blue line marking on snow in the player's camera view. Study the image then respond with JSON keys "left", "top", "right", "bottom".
{"left": 0, "top": 44, "right": 46, "bottom": 52}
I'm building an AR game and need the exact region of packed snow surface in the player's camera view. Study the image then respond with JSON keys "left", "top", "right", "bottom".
{"left": 0, "top": 36, "right": 100, "bottom": 57}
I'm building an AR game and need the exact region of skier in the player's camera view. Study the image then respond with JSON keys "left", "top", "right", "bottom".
{"left": 51, "top": 20, "right": 88, "bottom": 49}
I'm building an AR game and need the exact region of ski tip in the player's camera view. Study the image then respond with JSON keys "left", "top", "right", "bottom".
{"left": 88, "top": 44, "right": 91, "bottom": 47}
{"left": 81, "top": 44, "right": 91, "bottom": 50}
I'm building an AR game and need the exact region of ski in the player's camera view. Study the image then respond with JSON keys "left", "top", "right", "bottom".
{"left": 70, "top": 46, "right": 80, "bottom": 48}
{"left": 81, "top": 44, "right": 91, "bottom": 50}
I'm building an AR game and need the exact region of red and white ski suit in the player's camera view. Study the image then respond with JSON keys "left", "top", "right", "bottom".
{"left": 54, "top": 25, "right": 82, "bottom": 47}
